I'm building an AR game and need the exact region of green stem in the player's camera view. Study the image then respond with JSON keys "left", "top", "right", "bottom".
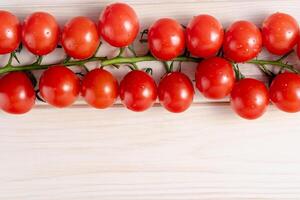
{"left": 247, "top": 59, "right": 300, "bottom": 74}
{"left": 101, "top": 56, "right": 199, "bottom": 66}
{"left": 0, "top": 56, "right": 200, "bottom": 75}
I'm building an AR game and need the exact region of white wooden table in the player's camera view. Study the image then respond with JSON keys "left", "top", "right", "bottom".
{"left": 1, "top": 0, "right": 300, "bottom": 199}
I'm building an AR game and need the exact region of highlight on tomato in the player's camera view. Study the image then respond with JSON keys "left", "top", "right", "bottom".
{"left": 0, "top": 11, "right": 21, "bottom": 54}
{"left": 223, "top": 20, "right": 262, "bottom": 62}
{"left": 120, "top": 70, "right": 157, "bottom": 112}
{"left": 0, "top": 72, "right": 35, "bottom": 114}
{"left": 269, "top": 72, "right": 300, "bottom": 113}
{"left": 186, "top": 14, "right": 224, "bottom": 58}
{"left": 148, "top": 18, "right": 185, "bottom": 61}
{"left": 230, "top": 78, "right": 269, "bottom": 120}
{"left": 62, "top": 16, "right": 100, "bottom": 59}
{"left": 22, "top": 12, "right": 60, "bottom": 56}
{"left": 262, "top": 12, "right": 299, "bottom": 55}
{"left": 195, "top": 57, "right": 235, "bottom": 99}
{"left": 98, "top": 2, "right": 139, "bottom": 47}
{"left": 39, "top": 65, "right": 80, "bottom": 108}
{"left": 158, "top": 72, "right": 194, "bottom": 113}
{"left": 81, "top": 68, "right": 119, "bottom": 109}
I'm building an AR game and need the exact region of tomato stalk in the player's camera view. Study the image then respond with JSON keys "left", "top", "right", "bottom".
{"left": 232, "top": 63, "right": 245, "bottom": 80}
{"left": 247, "top": 59, "right": 299, "bottom": 74}
{"left": 0, "top": 54, "right": 199, "bottom": 75}
{"left": 246, "top": 51, "right": 299, "bottom": 74}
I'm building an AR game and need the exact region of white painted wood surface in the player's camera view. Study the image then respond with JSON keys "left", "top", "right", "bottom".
{"left": 1, "top": 0, "right": 300, "bottom": 199}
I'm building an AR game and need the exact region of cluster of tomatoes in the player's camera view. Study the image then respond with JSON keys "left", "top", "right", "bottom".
{"left": 0, "top": 2, "right": 300, "bottom": 120}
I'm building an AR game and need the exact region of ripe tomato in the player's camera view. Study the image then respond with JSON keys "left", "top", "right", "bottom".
{"left": 39, "top": 65, "right": 80, "bottom": 108}
{"left": 262, "top": 12, "right": 299, "bottom": 55}
{"left": 0, "top": 72, "right": 35, "bottom": 114}
{"left": 62, "top": 16, "right": 99, "bottom": 59}
{"left": 0, "top": 11, "right": 21, "bottom": 54}
{"left": 98, "top": 2, "right": 139, "bottom": 47}
{"left": 158, "top": 72, "right": 194, "bottom": 113}
{"left": 148, "top": 18, "right": 185, "bottom": 61}
{"left": 223, "top": 20, "right": 262, "bottom": 62}
{"left": 120, "top": 70, "right": 157, "bottom": 112}
{"left": 81, "top": 68, "right": 119, "bottom": 109}
{"left": 186, "top": 15, "right": 224, "bottom": 58}
{"left": 196, "top": 57, "right": 235, "bottom": 99}
{"left": 269, "top": 72, "right": 300, "bottom": 113}
{"left": 22, "top": 12, "right": 60, "bottom": 55}
{"left": 230, "top": 78, "right": 269, "bottom": 120}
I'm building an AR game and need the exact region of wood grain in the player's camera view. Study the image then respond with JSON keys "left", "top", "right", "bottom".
{"left": 1, "top": 0, "right": 300, "bottom": 199}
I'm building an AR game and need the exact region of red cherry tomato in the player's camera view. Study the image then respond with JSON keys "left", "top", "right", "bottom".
{"left": 223, "top": 20, "right": 262, "bottom": 62}
{"left": 230, "top": 78, "right": 269, "bottom": 120}
{"left": 81, "top": 68, "right": 119, "bottom": 109}
{"left": 148, "top": 18, "right": 185, "bottom": 61}
{"left": 98, "top": 2, "right": 139, "bottom": 47}
{"left": 0, "top": 11, "right": 21, "bottom": 54}
{"left": 0, "top": 72, "right": 35, "bottom": 114}
{"left": 196, "top": 57, "right": 235, "bottom": 99}
{"left": 158, "top": 72, "right": 194, "bottom": 113}
{"left": 186, "top": 15, "right": 224, "bottom": 58}
{"left": 39, "top": 65, "right": 80, "bottom": 108}
{"left": 62, "top": 16, "right": 99, "bottom": 59}
{"left": 269, "top": 72, "right": 300, "bottom": 113}
{"left": 262, "top": 12, "right": 299, "bottom": 55}
{"left": 22, "top": 12, "right": 60, "bottom": 55}
{"left": 120, "top": 70, "right": 157, "bottom": 112}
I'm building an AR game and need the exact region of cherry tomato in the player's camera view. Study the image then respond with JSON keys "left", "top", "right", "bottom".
{"left": 186, "top": 15, "right": 224, "bottom": 58}
{"left": 223, "top": 20, "right": 262, "bottom": 62}
{"left": 148, "top": 18, "right": 185, "bottom": 61}
{"left": 22, "top": 12, "right": 60, "bottom": 55}
{"left": 262, "top": 12, "right": 299, "bottom": 55}
{"left": 0, "top": 11, "right": 21, "bottom": 54}
{"left": 269, "top": 72, "right": 300, "bottom": 113}
{"left": 158, "top": 72, "right": 194, "bottom": 113}
{"left": 81, "top": 68, "right": 119, "bottom": 109}
{"left": 62, "top": 16, "right": 99, "bottom": 59}
{"left": 39, "top": 65, "right": 80, "bottom": 108}
{"left": 0, "top": 72, "right": 35, "bottom": 114}
{"left": 120, "top": 70, "right": 157, "bottom": 112}
{"left": 98, "top": 2, "right": 139, "bottom": 47}
{"left": 230, "top": 78, "right": 269, "bottom": 120}
{"left": 196, "top": 57, "right": 235, "bottom": 99}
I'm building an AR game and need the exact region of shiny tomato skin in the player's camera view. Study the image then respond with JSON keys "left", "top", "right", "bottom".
{"left": 0, "top": 11, "right": 21, "bottom": 54}
{"left": 196, "top": 57, "right": 235, "bottom": 99}
{"left": 62, "top": 16, "right": 100, "bottom": 59}
{"left": 148, "top": 18, "right": 185, "bottom": 61}
{"left": 120, "top": 70, "right": 157, "bottom": 112}
{"left": 186, "top": 15, "right": 224, "bottom": 58}
{"left": 230, "top": 78, "right": 269, "bottom": 120}
{"left": 98, "top": 2, "right": 139, "bottom": 47}
{"left": 39, "top": 65, "right": 80, "bottom": 108}
{"left": 22, "top": 12, "right": 60, "bottom": 55}
{"left": 262, "top": 12, "right": 299, "bottom": 55}
{"left": 269, "top": 72, "right": 300, "bottom": 113}
{"left": 0, "top": 72, "right": 35, "bottom": 114}
{"left": 158, "top": 72, "right": 194, "bottom": 113}
{"left": 81, "top": 68, "right": 119, "bottom": 109}
{"left": 223, "top": 20, "right": 262, "bottom": 62}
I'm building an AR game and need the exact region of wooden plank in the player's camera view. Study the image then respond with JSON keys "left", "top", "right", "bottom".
{"left": 1, "top": 104, "right": 300, "bottom": 199}
{"left": 1, "top": 1, "right": 300, "bottom": 200}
